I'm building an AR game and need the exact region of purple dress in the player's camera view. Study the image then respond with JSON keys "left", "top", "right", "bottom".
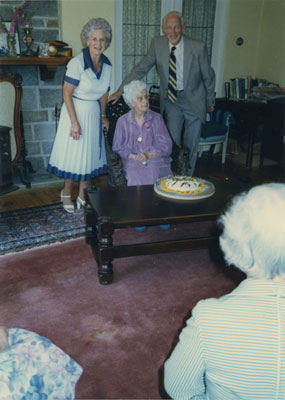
{"left": 112, "top": 109, "right": 173, "bottom": 186}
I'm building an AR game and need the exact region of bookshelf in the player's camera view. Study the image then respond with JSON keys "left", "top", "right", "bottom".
{"left": 224, "top": 77, "right": 284, "bottom": 102}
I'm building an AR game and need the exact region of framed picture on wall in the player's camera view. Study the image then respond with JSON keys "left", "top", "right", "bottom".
{"left": 0, "top": 22, "right": 21, "bottom": 56}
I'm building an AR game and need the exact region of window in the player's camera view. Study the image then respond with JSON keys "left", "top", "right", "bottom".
{"left": 122, "top": 0, "right": 161, "bottom": 87}
{"left": 119, "top": 0, "right": 217, "bottom": 89}
{"left": 183, "top": 0, "right": 216, "bottom": 60}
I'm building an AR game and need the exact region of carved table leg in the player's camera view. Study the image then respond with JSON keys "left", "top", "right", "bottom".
{"left": 97, "top": 216, "right": 114, "bottom": 285}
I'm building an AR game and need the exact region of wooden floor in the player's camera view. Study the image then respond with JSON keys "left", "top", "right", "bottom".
{"left": 0, "top": 156, "right": 283, "bottom": 212}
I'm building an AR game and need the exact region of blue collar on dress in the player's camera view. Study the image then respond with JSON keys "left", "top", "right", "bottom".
{"left": 82, "top": 47, "right": 112, "bottom": 79}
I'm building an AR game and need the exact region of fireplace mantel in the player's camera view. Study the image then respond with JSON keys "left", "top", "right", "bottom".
{"left": 0, "top": 56, "right": 72, "bottom": 81}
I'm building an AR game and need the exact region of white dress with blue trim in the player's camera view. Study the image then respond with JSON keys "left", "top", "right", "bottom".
{"left": 47, "top": 48, "right": 112, "bottom": 181}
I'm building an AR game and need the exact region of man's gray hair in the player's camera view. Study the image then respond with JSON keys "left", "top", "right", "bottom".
{"left": 218, "top": 183, "right": 285, "bottom": 279}
{"left": 162, "top": 11, "right": 184, "bottom": 28}
{"left": 81, "top": 18, "right": 112, "bottom": 48}
{"left": 123, "top": 80, "right": 147, "bottom": 108}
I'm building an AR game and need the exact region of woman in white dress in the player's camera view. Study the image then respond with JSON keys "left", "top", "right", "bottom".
{"left": 48, "top": 18, "right": 112, "bottom": 213}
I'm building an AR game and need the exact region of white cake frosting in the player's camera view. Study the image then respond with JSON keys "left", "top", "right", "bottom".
{"left": 160, "top": 175, "right": 205, "bottom": 194}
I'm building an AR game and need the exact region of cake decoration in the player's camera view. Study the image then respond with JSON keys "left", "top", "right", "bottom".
{"left": 154, "top": 175, "right": 215, "bottom": 200}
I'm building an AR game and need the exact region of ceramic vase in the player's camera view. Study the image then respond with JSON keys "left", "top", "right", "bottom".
{"left": 7, "top": 35, "right": 17, "bottom": 57}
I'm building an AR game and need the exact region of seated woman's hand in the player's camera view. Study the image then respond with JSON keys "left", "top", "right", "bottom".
{"left": 146, "top": 151, "right": 156, "bottom": 159}
{"left": 136, "top": 153, "right": 148, "bottom": 163}
{"left": 128, "top": 152, "right": 156, "bottom": 163}
{"left": 70, "top": 121, "right": 82, "bottom": 140}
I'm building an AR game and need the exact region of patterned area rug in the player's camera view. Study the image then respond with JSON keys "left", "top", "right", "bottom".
{"left": 0, "top": 203, "right": 85, "bottom": 255}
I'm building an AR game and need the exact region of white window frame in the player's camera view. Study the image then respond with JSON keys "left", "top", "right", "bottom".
{"left": 114, "top": 0, "right": 228, "bottom": 96}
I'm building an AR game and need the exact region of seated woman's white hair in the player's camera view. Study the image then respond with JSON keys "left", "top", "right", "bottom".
{"left": 123, "top": 80, "right": 147, "bottom": 108}
{"left": 219, "top": 183, "right": 285, "bottom": 279}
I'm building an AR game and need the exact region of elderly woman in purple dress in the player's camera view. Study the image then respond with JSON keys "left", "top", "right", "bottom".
{"left": 112, "top": 80, "right": 173, "bottom": 186}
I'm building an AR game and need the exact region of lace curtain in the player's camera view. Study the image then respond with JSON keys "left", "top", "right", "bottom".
{"left": 183, "top": 0, "right": 216, "bottom": 60}
{"left": 122, "top": 0, "right": 161, "bottom": 87}
{"left": 122, "top": 0, "right": 216, "bottom": 86}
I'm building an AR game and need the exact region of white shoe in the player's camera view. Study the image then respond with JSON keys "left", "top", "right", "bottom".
{"left": 60, "top": 190, "right": 74, "bottom": 213}
{"left": 77, "top": 196, "right": 86, "bottom": 209}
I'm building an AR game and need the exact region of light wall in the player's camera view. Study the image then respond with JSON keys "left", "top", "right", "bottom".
{"left": 59, "top": 0, "right": 285, "bottom": 94}
{"left": 60, "top": 0, "right": 115, "bottom": 90}
{"left": 222, "top": 0, "right": 285, "bottom": 88}
{"left": 256, "top": 0, "right": 285, "bottom": 86}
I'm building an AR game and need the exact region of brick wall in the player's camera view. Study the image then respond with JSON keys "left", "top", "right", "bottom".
{"left": 0, "top": 0, "right": 66, "bottom": 171}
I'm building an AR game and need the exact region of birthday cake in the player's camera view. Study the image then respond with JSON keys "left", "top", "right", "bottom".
{"left": 154, "top": 175, "right": 215, "bottom": 200}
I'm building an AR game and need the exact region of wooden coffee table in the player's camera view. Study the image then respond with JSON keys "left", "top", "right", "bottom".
{"left": 85, "top": 178, "right": 246, "bottom": 285}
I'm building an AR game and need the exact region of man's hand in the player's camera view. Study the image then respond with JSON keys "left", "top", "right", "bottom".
{"left": 108, "top": 90, "right": 123, "bottom": 104}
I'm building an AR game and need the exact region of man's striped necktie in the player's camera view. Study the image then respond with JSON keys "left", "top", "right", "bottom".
{"left": 168, "top": 46, "right": 177, "bottom": 103}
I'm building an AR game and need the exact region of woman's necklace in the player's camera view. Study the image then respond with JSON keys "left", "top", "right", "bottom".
{"left": 137, "top": 125, "right": 144, "bottom": 142}
{"left": 135, "top": 115, "right": 144, "bottom": 142}
{"left": 93, "top": 61, "right": 101, "bottom": 71}
{"left": 91, "top": 55, "right": 101, "bottom": 72}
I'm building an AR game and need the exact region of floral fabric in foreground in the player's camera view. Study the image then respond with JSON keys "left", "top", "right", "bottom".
{"left": 0, "top": 328, "right": 83, "bottom": 399}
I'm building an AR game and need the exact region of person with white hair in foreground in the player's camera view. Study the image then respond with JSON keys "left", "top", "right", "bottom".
{"left": 164, "top": 183, "right": 285, "bottom": 400}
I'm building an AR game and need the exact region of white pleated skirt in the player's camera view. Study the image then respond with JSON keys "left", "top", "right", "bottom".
{"left": 48, "top": 97, "right": 106, "bottom": 181}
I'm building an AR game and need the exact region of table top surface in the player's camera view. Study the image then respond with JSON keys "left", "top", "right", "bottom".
{"left": 87, "top": 178, "right": 248, "bottom": 226}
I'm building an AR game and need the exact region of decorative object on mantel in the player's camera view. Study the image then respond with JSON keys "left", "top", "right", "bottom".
{"left": 22, "top": 22, "right": 34, "bottom": 56}
{"left": 0, "top": 1, "right": 33, "bottom": 57}
{"left": 38, "top": 42, "right": 50, "bottom": 58}
{"left": 0, "top": 22, "right": 21, "bottom": 57}
{"left": 44, "top": 40, "right": 70, "bottom": 57}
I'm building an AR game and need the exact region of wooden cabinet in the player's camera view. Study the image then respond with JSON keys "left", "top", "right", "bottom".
{"left": 260, "top": 97, "right": 285, "bottom": 176}
{"left": 0, "top": 126, "right": 13, "bottom": 192}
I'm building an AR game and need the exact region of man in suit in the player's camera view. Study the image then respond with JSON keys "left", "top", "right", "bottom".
{"left": 109, "top": 11, "right": 216, "bottom": 175}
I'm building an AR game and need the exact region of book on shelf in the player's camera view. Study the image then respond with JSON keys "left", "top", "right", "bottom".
{"left": 224, "top": 82, "right": 230, "bottom": 98}
{"left": 225, "top": 77, "right": 281, "bottom": 100}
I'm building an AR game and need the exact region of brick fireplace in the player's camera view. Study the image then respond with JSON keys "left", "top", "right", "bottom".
{"left": 0, "top": 0, "right": 66, "bottom": 173}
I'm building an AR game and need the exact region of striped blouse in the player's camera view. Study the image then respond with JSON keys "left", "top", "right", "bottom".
{"left": 164, "top": 278, "right": 285, "bottom": 400}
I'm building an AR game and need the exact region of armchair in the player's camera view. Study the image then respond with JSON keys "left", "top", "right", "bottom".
{"left": 199, "top": 109, "right": 234, "bottom": 164}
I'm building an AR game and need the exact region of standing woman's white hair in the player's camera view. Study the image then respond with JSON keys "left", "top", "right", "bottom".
{"left": 81, "top": 18, "right": 112, "bottom": 48}
{"left": 123, "top": 80, "right": 147, "bottom": 108}
{"left": 219, "top": 183, "right": 285, "bottom": 279}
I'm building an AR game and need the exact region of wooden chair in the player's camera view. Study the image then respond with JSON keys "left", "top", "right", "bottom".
{"left": 0, "top": 71, "right": 31, "bottom": 188}
{"left": 104, "top": 97, "right": 129, "bottom": 187}
{"left": 198, "top": 109, "right": 234, "bottom": 164}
